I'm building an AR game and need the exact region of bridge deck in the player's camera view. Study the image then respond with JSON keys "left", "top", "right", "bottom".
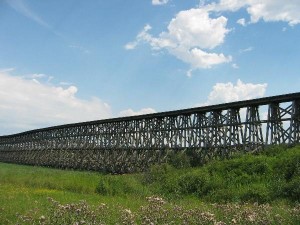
{"left": 2, "top": 92, "right": 300, "bottom": 137}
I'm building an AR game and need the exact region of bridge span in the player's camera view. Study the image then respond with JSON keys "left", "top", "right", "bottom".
{"left": 0, "top": 92, "right": 299, "bottom": 173}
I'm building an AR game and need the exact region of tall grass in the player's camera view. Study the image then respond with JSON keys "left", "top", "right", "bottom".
{"left": 0, "top": 163, "right": 102, "bottom": 194}
{"left": 140, "top": 145, "right": 300, "bottom": 203}
{"left": 0, "top": 145, "right": 299, "bottom": 224}
{"left": 94, "top": 145, "right": 300, "bottom": 203}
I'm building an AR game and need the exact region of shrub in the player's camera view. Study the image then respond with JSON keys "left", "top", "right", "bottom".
{"left": 95, "top": 175, "right": 144, "bottom": 196}
{"left": 240, "top": 184, "right": 271, "bottom": 203}
{"left": 178, "top": 170, "right": 212, "bottom": 197}
{"left": 228, "top": 157, "right": 271, "bottom": 176}
{"left": 261, "top": 144, "right": 288, "bottom": 156}
{"left": 94, "top": 145, "right": 300, "bottom": 203}
{"left": 142, "top": 163, "right": 174, "bottom": 185}
{"left": 282, "top": 176, "right": 300, "bottom": 201}
{"left": 186, "top": 148, "right": 204, "bottom": 167}
{"left": 247, "top": 159, "right": 271, "bottom": 175}
{"left": 207, "top": 188, "right": 239, "bottom": 203}
{"left": 167, "top": 150, "right": 191, "bottom": 169}
{"left": 274, "top": 150, "right": 300, "bottom": 181}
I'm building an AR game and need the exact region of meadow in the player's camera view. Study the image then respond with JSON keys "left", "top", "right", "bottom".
{"left": 0, "top": 145, "right": 299, "bottom": 224}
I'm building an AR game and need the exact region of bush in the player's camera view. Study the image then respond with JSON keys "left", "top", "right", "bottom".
{"left": 282, "top": 177, "right": 300, "bottom": 201}
{"left": 167, "top": 150, "right": 191, "bottom": 169}
{"left": 247, "top": 159, "right": 271, "bottom": 175}
{"left": 141, "top": 163, "right": 183, "bottom": 197}
{"left": 240, "top": 184, "right": 271, "bottom": 203}
{"left": 227, "top": 157, "right": 271, "bottom": 176}
{"left": 274, "top": 149, "right": 300, "bottom": 181}
{"left": 186, "top": 148, "right": 204, "bottom": 167}
{"left": 261, "top": 144, "right": 288, "bottom": 156}
{"left": 95, "top": 145, "right": 300, "bottom": 203}
{"left": 95, "top": 175, "right": 144, "bottom": 196}
{"left": 178, "top": 170, "right": 212, "bottom": 197}
{"left": 207, "top": 188, "right": 239, "bottom": 203}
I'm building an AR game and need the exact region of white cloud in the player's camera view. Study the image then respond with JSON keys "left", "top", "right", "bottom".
{"left": 20, "top": 73, "right": 54, "bottom": 84}
{"left": 152, "top": 0, "right": 169, "bottom": 5}
{"left": 69, "top": 45, "right": 90, "bottom": 54}
{"left": 166, "top": 8, "right": 229, "bottom": 49}
{"left": 207, "top": 0, "right": 300, "bottom": 26}
{"left": 21, "top": 73, "right": 47, "bottom": 80}
{"left": 28, "top": 73, "right": 47, "bottom": 79}
{"left": 5, "top": 0, "right": 64, "bottom": 38}
{"left": 59, "top": 81, "right": 73, "bottom": 86}
{"left": 171, "top": 47, "right": 232, "bottom": 70}
{"left": 124, "top": 42, "right": 138, "bottom": 50}
{"left": 0, "top": 71, "right": 111, "bottom": 135}
{"left": 126, "top": 8, "right": 232, "bottom": 72}
{"left": 127, "top": 0, "right": 300, "bottom": 75}
{"left": 186, "top": 69, "right": 193, "bottom": 77}
{"left": 5, "top": 0, "right": 50, "bottom": 28}
{"left": 0, "top": 68, "right": 15, "bottom": 73}
{"left": 246, "top": 0, "right": 300, "bottom": 26}
{"left": 202, "top": 79, "right": 267, "bottom": 105}
{"left": 239, "top": 46, "right": 253, "bottom": 53}
{"left": 232, "top": 63, "right": 239, "bottom": 69}
{"left": 237, "top": 18, "right": 246, "bottom": 26}
{"left": 119, "top": 108, "right": 156, "bottom": 117}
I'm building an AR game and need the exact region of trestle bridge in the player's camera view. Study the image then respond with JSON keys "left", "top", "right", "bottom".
{"left": 0, "top": 92, "right": 299, "bottom": 173}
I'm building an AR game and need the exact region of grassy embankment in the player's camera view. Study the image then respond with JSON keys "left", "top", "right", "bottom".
{"left": 0, "top": 145, "right": 299, "bottom": 224}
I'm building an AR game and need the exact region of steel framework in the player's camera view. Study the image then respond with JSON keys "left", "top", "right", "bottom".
{"left": 0, "top": 92, "right": 299, "bottom": 173}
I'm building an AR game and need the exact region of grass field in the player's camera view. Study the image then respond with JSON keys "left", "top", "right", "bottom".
{"left": 0, "top": 145, "right": 299, "bottom": 224}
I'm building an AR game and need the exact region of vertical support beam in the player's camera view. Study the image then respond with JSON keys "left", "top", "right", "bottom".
{"left": 206, "top": 110, "right": 226, "bottom": 159}
{"left": 289, "top": 100, "right": 300, "bottom": 144}
{"left": 224, "top": 108, "right": 243, "bottom": 153}
{"left": 266, "top": 102, "right": 290, "bottom": 145}
{"left": 243, "top": 105, "right": 264, "bottom": 151}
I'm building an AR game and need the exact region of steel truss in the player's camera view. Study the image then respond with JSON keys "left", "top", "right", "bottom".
{"left": 0, "top": 93, "right": 299, "bottom": 173}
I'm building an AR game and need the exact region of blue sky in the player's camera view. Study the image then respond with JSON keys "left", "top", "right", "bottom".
{"left": 0, "top": 0, "right": 300, "bottom": 135}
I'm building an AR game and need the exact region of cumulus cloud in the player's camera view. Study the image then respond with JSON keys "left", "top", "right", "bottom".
{"left": 119, "top": 108, "right": 156, "bottom": 117}
{"left": 152, "top": 0, "right": 169, "bottom": 5}
{"left": 237, "top": 18, "right": 246, "bottom": 26}
{"left": 207, "top": 0, "right": 300, "bottom": 26}
{"left": 126, "top": 8, "right": 232, "bottom": 72}
{"left": 232, "top": 63, "right": 239, "bottom": 69}
{"left": 124, "top": 42, "right": 138, "bottom": 50}
{"left": 0, "top": 71, "right": 111, "bottom": 135}
{"left": 202, "top": 79, "right": 267, "bottom": 106}
{"left": 126, "top": 1, "right": 300, "bottom": 74}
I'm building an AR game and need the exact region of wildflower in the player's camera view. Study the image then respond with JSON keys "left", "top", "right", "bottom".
{"left": 215, "top": 221, "right": 226, "bottom": 225}
{"left": 39, "top": 215, "right": 46, "bottom": 221}
{"left": 248, "top": 214, "right": 255, "bottom": 222}
{"left": 76, "top": 208, "right": 82, "bottom": 213}
{"left": 124, "top": 209, "right": 132, "bottom": 214}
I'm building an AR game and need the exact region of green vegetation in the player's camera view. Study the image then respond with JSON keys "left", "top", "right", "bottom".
{"left": 0, "top": 145, "right": 299, "bottom": 224}
{"left": 95, "top": 144, "right": 300, "bottom": 203}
